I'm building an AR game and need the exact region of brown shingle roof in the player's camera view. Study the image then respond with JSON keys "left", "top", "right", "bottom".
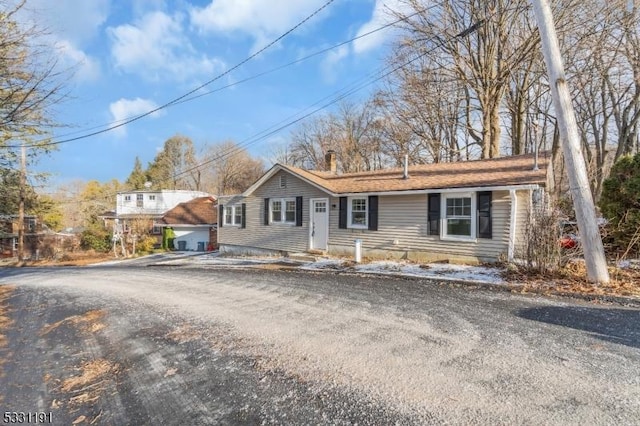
{"left": 280, "top": 152, "right": 550, "bottom": 194}
{"left": 159, "top": 196, "right": 217, "bottom": 225}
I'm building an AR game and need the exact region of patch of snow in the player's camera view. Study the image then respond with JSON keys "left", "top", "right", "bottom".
{"left": 352, "top": 261, "right": 505, "bottom": 284}
{"left": 301, "top": 258, "right": 505, "bottom": 284}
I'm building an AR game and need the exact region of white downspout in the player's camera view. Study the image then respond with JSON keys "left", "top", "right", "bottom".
{"left": 508, "top": 189, "right": 517, "bottom": 262}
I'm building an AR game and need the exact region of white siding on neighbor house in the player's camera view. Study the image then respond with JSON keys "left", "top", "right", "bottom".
{"left": 117, "top": 190, "right": 210, "bottom": 216}
{"left": 172, "top": 226, "right": 210, "bottom": 251}
{"left": 218, "top": 170, "right": 328, "bottom": 253}
{"left": 327, "top": 190, "right": 513, "bottom": 262}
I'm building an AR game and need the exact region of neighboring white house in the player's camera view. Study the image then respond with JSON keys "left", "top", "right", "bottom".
{"left": 116, "top": 190, "right": 211, "bottom": 216}
{"left": 101, "top": 190, "right": 212, "bottom": 244}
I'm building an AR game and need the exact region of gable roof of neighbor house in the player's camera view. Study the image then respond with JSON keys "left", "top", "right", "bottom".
{"left": 159, "top": 196, "right": 217, "bottom": 225}
{"left": 244, "top": 152, "right": 550, "bottom": 197}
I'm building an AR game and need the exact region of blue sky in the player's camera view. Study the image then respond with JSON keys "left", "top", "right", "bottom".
{"left": 16, "top": 0, "right": 406, "bottom": 187}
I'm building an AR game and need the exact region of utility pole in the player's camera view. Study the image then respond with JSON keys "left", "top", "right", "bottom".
{"left": 531, "top": 0, "right": 610, "bottom": 283}
{"left": 18, "top": 141, "right": 26, "bottom": 262}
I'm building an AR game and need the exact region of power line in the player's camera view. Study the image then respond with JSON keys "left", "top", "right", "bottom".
{"left": 6, "top": 4, "right": 429, "bottom": 148}
{"left": 49, "top": 14, "right": 485, "bottom": 208}
{"left": 3, "top": 0, "right": 336, "bottom": 149}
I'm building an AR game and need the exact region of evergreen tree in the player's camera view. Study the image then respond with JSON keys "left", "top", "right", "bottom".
{"left": 125, "top": 156, "right": 147, "bottom": 190}
{"left": 599, "top": 152, "right": 640, "bottom": 256}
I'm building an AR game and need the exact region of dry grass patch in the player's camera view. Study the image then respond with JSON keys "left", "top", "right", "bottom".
{"left": 505, "top": 262, "right": 640, "bottom": 298}
{"left": 2, "top": 251, "right": 114, "bottom": 267}
{"left": 0, "top": 286, "right": 15, "bottom": 347}
{"left": 40, "top": 310, "right": 106, "bottom": 336}
{"left": 61, "top": 359, "right": 118, "bottom": 402}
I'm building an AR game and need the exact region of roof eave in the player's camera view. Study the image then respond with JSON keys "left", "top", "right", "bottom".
{"left": 338, "top": 183, "right": 543, "bottom": 197}
{"left": 242, "top": 164, "right": 336, "bottom": 197}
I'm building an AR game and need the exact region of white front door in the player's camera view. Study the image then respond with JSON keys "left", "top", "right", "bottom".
{"left": 310, "top": 198, "right": 329, "bottom": 251}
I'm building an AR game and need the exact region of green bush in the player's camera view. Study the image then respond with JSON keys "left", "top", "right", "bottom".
{"left": 599, "top": 153, "right": 640, "bottom": 257}
{"left": 80, "top": 227, "right": 111, "bottom": 252}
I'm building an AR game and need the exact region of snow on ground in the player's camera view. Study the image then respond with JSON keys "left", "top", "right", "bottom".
{"left": 194, "top": 254, "right": 505, "bottom": 285}
{"left": 94, "top": 251, "right": 506, "bottom": 285}
{"left": 303, "top": 259, "right": 505, "bottom": 284}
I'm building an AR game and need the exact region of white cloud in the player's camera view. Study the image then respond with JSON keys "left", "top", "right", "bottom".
{"left": 14, "top": 0, "right": 108, "bottom": 84}
{"left": 190, "top": 0, "right": 329, "bottom": 50}
{"left": 23, "top": 0, "right": 110, "bottom": 47}
{"left": 108, "top": 11, "right": 225, "bottom": 82}
{"left": 55, "top": 40, "right": 101, "bottom": 82}
{"left": 320, "top": 45, "right": 349, "bottom": 84}
{"left": 353, "top": 0, "right": 408, "bottom": 54}
{"left": 109, "top": 98, "right": 165, "bottom": 137}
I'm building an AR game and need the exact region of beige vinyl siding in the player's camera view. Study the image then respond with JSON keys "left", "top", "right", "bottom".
{"left": 514, "top": 189, "right": 533, "bottom": 258}
{"left": 328, "top": 190, "right": 513, "bottom": 263}
{"left": 220, "top": 169, "right": 528, "bottom": 262}
{"left": 218, "top": 170, "right": 328, "bottom": 253}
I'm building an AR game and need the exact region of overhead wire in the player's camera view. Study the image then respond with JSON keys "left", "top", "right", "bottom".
{"left": 53, "top": 12, "right": 487, "bottom": 209}
{"left": 5, "top": 5, "right": 433, "bottom": 148}
{"left": 2, "top": 0, "right": 337, "bottom": 149}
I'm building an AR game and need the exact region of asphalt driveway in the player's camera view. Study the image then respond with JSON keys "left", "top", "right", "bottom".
{"left": 0, "top": 265, "right": 638, "bottom": 425}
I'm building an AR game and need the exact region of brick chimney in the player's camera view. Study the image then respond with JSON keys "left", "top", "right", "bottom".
{"left": 325, "top": 150, "right": 337, "bottom": 173}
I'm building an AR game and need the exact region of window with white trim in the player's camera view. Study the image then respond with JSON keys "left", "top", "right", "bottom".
{"left": 442, "top": 193, "right": 475, "bottom": 240}
{"left": 224, "top": 205, "right": 242, "bottom": 226}
{"left": 348, "top": 197, "right": 367, "bottom": 228}
{"left": 124, "top": 195, "right": 131, "bottom": 202}
{"left": 270, "top": 198, "right": 296, "bottom": 224}
{"left": 136, "top": 193, "right": 144, "bottom": 207}
{"left": 148, "top": 195, "right": 156, "bottom": 201}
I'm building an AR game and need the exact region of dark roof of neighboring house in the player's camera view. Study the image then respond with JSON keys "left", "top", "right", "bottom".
{"left": 244, "top": 152, "right": 551, "bottom": 196}
{"left": 159, "top": 196, "right": 217, "bottom": 225}
{"left": 98, "top": 210, "right": 117, "bottom": 219}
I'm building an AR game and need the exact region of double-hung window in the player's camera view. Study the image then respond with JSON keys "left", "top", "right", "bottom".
{"left": 224, "top": 205, "right": 241, "bottom": 226}
{"left": 270, "top": 198, "right": 296, "bottom": 224}
{"left": 348, "top": 197, "right": 368, "bottom": 228}
{"left": 285, "top": 200, "right": 296, "bottom": 223}
{"left": 136, "top": 193, "right": 144, "bottom": 208}
{"left": 442, "top": 193, "right": 475, "bottom": 240}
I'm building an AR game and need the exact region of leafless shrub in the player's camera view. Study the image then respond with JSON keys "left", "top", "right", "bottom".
{"left": 519, "top": 204, "right": 582, "bottom": 275}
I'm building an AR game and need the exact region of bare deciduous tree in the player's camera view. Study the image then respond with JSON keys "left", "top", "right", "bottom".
{"left": 389, "top": 0, "right": 540, "bottom": 159}
{"left": 200, "top": 140, "right": 265, "bottom": 195}
{"left": 286, "top": 101, "right": 391, "bottom": 172}
{"left": 1, "top": 1, "right": 66, "bottom": 164}
{"left": 146, "top": 134, "right": 200, "bottom": 190}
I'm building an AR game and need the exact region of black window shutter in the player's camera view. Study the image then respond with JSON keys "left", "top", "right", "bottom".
{"left": 477, "top": 191, "right": 492, "bottom": 238}
{"left": 219, "top": 204, "right": 224, "bottom": 228}
{"left": 296, "top": 196, "right": 303, "bottom": 226}
{"left": 263, "top": 198, "right": 270, "bottom": 225}
{"left": 339, "top": 197, "right": 347, "bottom": 229}
{"left": 427, "top": 193, "right": 440, "bottom": 235}
{"left": 241, "top": 203, "right": 246, "bottom": 229}
{"left": 368, "top": 195, "right": 378, "bottom": 231}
